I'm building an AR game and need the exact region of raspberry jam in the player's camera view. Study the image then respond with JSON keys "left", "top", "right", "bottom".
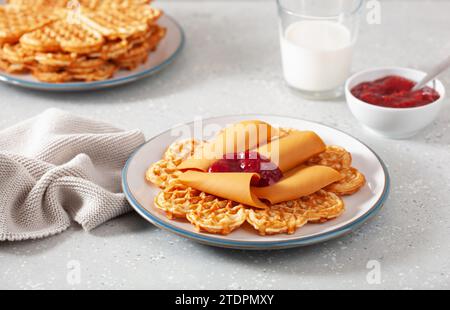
{"left": 208, "top": 151, "right": 283, "bottom": 187}
{"left": 351, "top": 75, "right": 440, "bottom": 108}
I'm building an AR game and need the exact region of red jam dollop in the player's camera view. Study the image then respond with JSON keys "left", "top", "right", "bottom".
{"left": 208, "top": 151, "right": 283, "bottom": 187}
{"left": 351, "top": 75, "right": 440, "bottom": 108}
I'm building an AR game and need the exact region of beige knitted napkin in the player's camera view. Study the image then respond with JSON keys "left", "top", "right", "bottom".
{"left": 0, "top": 109, "right": 145, "bottom": 241}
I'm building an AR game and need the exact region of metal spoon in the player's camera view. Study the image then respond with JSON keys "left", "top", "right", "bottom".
{"left": 412, "top": 55, "right": 450, "bottom": 91}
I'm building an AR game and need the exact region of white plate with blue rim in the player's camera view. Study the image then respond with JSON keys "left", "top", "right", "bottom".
{"left": 122, "top": 115, "right": 390, "bottom": 250}
{"left": 0, "top": 13, "right": 184, "bottom": 91}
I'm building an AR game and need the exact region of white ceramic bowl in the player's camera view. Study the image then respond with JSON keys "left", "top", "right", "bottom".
{"left": 345, "top": 67, "right": 446, "bottom": 139}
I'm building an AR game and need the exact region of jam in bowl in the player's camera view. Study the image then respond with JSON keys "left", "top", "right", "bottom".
{"left": 345, "top": 67, "right": 445, "bottom": 139}
{"left": 351, "top": 75, "right": 440, "bottom": 108}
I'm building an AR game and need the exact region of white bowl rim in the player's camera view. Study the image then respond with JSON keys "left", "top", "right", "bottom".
{"left": 345, "top": 66, "right": 446, "bottom": 112}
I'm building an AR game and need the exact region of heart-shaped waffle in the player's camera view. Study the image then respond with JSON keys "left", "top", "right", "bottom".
{"left": 295, "top": 190, "right": 345, "bottom": 223}
{"left": 163, "top": 139, "right": 204, "bottom": 164}
{"left": 20, "top": 19, "right": 105, "bottom": 53}
{"left": 247, "top": 190, "right": 344, "bottom": 235}
{"left": 307, "top": 145, "right": 352, "bottom": 171}
{"left": 326, "top": 167, "right": 366, "bottom": 196}
{"left": 186, "top": 194, "right": 247, "bottom": 235}
{"left": 154, "top": 182, "right": 203, "bottom": 219}
{"left": 246, "top": 204, "right": 308, "bottom": 236}
{"left": 146, "top": 159, "right": 182, "bottom": 189}
{"left": 1, "top": 43, "right": 36, "bottom": 64}
{"left": 78, "top": 5, "right": 160, "bottom": 40}
{"left": 146, "top": 139, "right": 203, "bottom": 189}
{"left": 307, "top": 145, "right": 365, "bottom": 195}
{"left": 0, "top": 6, "right": 57, "bottom": 45}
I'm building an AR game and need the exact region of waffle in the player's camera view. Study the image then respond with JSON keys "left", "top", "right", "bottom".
{"left": 6, "top": 0, "right": 151, "bottom": 10}
{"left": 0, "top": 7, "right": 57, "bottom": 45}
{"left": 28, "top": 63, "right": 62, "bottom": 73}
{"left": 155, "top": 182, "right": 202, "bottom": 219}
{"left": 306, "top": 146, "right": 365, "bottom": 195}
{"left": 306, "top": 145, "right": 365, "bottom": 195}
{"left": 34, "top": 51, "right": 78, "bottom": 66}
{"left": 148, "top": 26, "right": 166, "bottom": 49}
{"left": 163, "top": 139, "right": 203, "bottom": 164}
{"left": 78, "top": 5, "right": 161, "bottom": 40}
{"left": 296, "top": 190, "right": 345, "bottom": 223}
{"left": 307, "top": 145, "right": 352, "bottom": 171}
{"left": 246, "top": 204, "right": 308, "bottom": 235}
{"left": 326, "top": 167, "right": 366, "bottom": 196}
{"left": 145, "top": 139, "right": 203, "bottom": 188}
{"left": 247, "top": 190, "right": 344, "bottom": 235}
{"left": 0, "top": 57, "right": 26, "bottom": 73}
{"left": 31, "top": 69, "right": 70, "bottom": 82}
{"left": 127, "top": 26, "right": 155, "bottom": 47}
{"left": 146, "top": 159, "right": 182, "bottom": 189}
{"left": 20, "top": 20, "right": 105, "bottom": 53}
{"left": 155, "top": 181, "right": 247, "bottom": 234}
{"left": 6, "top": 0, "right": 69, "bottom": 9}
{"left": 69, "top": 62, "right": 116, "bottom": 81}
{"left": 89, "top": 39, "right": 129, "bottom": 60}
{"left": 186, "top": 196, "right": 247, "bottom": 235}
{"left": 115, "top": 41, "right": 151, "bottom": 70}
{"left": 66, "top": 57, "right": 106, "bottom": 71}
{"left": 1, "top": 43, "right": 35, "bottom": 64}
{"left": 115, "top": 27, "right": 165, "bottom": 69}
{"left": 79, "top": 0, "right": 152, "bottom": 10}
{"left": 0, "top": 0, "right": 166, "bottom": 83}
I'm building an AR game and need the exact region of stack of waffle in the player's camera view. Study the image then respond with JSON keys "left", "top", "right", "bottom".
{"left": 0, "top": 0, "right": 165, "bottom": 82}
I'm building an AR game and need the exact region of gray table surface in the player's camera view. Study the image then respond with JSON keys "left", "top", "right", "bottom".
{"left": 1, "top": 0, "right": 450, "bottom": 290}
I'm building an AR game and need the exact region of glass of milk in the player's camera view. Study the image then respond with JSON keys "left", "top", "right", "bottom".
{"left": 278, "top": 0, "right": 362, "bottom": 99}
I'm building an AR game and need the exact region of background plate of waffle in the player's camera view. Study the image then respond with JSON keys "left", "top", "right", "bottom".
{"left": 0, "top": 0, "right": 184, "bottom": 91}
{"left": 122, "top": 115, "right": 390, "bottom": 250}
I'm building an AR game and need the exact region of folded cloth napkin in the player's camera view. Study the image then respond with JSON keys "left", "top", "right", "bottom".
{"left": 0, "top": 109, "right": 145, "bottom": 241}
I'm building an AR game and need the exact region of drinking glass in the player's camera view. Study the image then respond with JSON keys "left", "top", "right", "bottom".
{"left": 278, "top": 0, "right": 363, "bottom": 99}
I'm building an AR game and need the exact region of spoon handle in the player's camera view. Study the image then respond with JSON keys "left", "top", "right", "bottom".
{"left": 412, "top": 55, "right": 450, "bottom": 91}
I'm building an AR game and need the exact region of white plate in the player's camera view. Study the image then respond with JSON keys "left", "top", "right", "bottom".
{"left": 0, "top": 14, "right": 184, "bottom": 91}
{"left": 122, "top": 115, "right": 390, "bottom": 250}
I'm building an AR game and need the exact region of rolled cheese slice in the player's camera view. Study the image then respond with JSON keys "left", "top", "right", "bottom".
{"left": 213, "top": 120, "right": 278, "bottom": 155}
{"left": 252, "top": 165, "right": 342, "bottom": 204}
{"left": 257, "top": 130, "right": 326, "bottom": 172}
{"left": 176, "top": 158, "right": 213, "bottom": 172}
{"left": 177, "top": 120, "right": 278, "bottom": 171}
{"left": 178, "top": 170, "right": 268, "bottom": 208}
{"left": 178, "top": 166, "right": 341, "bottom": 208}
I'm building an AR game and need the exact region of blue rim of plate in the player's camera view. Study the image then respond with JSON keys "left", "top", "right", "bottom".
{"left": 122, "top": 115, "right": 391, "bottom": 250}
{"left": 0, "top": 15, "right": 184, "bottom": 91}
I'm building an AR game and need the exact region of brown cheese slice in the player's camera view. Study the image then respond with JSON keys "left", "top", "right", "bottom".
{"left": 251, "top": 166, "right": 342, "bottom": 204}
{"left": 177, "top": 158, "right": 213, "bottom": 172}
{"left": 178, "top": 166, "right": 341, "bottom": 208}
{"left": 258, "top": 130, "right": 326, "bottom": 172}
{"left": 213, "top": 120, "right": 278, "bottom": 155}
{"left": 177, "top": 120, "right": 278, "bottom": 171}
{"left": 178, "top": 171, "right": 267, "bottom": 208}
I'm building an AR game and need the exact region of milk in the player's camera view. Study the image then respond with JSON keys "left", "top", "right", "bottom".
{"left": 280, "top": 21, "right": 354, "bottom": 92}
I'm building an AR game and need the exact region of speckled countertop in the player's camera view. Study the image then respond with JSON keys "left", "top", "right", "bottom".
{"left": 1, "top": 0, "right": 450, "bottom": 290}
